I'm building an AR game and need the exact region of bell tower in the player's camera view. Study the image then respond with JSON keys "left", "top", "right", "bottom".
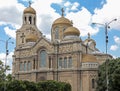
{"left": 16, "top": 2, "right": 42, "bottom": 49}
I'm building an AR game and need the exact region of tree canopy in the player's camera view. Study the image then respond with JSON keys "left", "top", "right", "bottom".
{"left": 96, "top": 58, "right": 120, "bottom": 91}
{"left": 0, "top": 60, "right": 11, "bottom": 82}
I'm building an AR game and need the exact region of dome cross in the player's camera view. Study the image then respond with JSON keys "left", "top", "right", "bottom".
{"left": 88, "top": 33, "right": 90, "bottom": 39}
{"left": 61, "top": 8, "right": 64, "bottom": 17}
{"left": 28, "top": 1, "right": 32, "bottom": 7}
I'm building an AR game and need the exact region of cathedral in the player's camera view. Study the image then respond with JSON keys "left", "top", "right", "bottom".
{"left": 12, "top": 4, "right": 112, "bottom": 91}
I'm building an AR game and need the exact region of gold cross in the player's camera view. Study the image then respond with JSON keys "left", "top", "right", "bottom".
{"left": 28, "top": 1, "right": 32, "bottom": 7}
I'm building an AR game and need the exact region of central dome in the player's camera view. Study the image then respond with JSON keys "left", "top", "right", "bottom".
{"left": 24, "top": 6, "right": 36, "bottom": 14}
{"left": 53, "top": 16, "right": 72, "bottom": 26}
{"left": 64, "top": 26, "right": 80, "bottom": 36}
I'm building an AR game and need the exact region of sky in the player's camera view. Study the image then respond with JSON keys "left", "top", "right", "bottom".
{"left": 0, "top": 0, "right": 120, "bottom": 73}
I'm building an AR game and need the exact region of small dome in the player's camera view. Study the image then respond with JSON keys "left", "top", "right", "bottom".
{"left": 26, "top": 33, "right": 38, "bottom": 42}
{"left": 84, "top": 33, "right": 96, "bottom": 45}
{"left": 53, "top": 17, "right": 72, "bottom": 26}
{"left": 24, "top": 6, "right": 36, "bottom": 14}
{"left": 84, "top": 39, "right": 96, "bottom": 45}
{"left": 64, "top": 26, "right": 80, "bottom": 36}
{"left": 82, "top": 54, "right": 97, "bottom": 62}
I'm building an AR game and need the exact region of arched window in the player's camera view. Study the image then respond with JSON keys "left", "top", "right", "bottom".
{"left": 55, "top": 27, "right": 59, "bottom": 39}
{"left": 68, "top": 57, "right": 72, "bottom": 68}
{"left": 24, "top": 16, "right": 27, "bottom": 24}
{"left": 20, "top": 62, "right": 22, "bottom": 71}
{"left": 64, "top": 57, "right": 67, "bottom": 68}
{"left": 59, "top": 58, "right": 62, "bottom": 68}
{"left": 24, "top": 62, "right": 27, "bottom": 71}
{"left": 28, "top": 61, "right": 31, "bottom": 71}
{"left": 92, "top": 79, "right": 95, "bottom": 89}
{"left": 29, "top": 16, "right": 32, "bottom": 24}
{"left": 40, "top": 50, "right": 47, "bottom": 67}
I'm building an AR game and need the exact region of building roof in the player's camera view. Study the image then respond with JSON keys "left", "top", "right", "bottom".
{"left": 64, "top": 26, "right": 80, "bottom": 36}
{"left": 52, "top": 16, "right": 72, "bottom": 26}
{"left": 82, "top": 54, "right": 97, "bottom": 62}
{"left": 24, "top": 6, "right": 36, "bottom": 14}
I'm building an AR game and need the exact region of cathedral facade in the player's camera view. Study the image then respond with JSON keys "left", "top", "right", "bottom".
{"left": 12, "top": 5, "right": 112, "bottom": 91}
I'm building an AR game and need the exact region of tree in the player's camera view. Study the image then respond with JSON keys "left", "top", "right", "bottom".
{"left": 0, "top": 60, "right": 11, "bottom": 82}
{"left": 0, "top": 60, "right": 5, "bottom": 82}
{"left": 96, "top": 58, "right": 120, "bottom": 91}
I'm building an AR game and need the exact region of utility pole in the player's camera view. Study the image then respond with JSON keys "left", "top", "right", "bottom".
{"left": 92, "top": 18, "right": 117, "bottom": 91}
{"left": 0, "top": 37, "right": 14, "bottom": 91}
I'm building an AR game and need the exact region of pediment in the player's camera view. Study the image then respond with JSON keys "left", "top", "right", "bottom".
{"left": 32, "top": 37, "right": 53, "bottom": 53}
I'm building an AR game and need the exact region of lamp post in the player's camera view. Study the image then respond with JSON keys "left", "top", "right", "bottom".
{"left": 92, "top": 18, "right": 117, "bottom": 91}
{"left": 0, "top": 37, "right": 14, "bottom": 91}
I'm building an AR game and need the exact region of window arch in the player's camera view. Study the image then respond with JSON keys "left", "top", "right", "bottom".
{"left": 28, "top": 61, "right": 31, "bottom": 71}
{"left": 64, "top": 57, "right": 67, "bottom": 68}
{"left": 92, "top": 79, "right": 95, "bottom": 89}
{"left": 40, "top": 50, "right": 47, "bottom": 67}
{"left": 55, "top": 27, "right": 59, "bottom": 39}
{"left": 24, "top": 62, "right": 27, "bottom": 71}
{"left": 68, "top": 57, "right": 72, "bottom": 68}
{"left": 24, "top": 16, "right": 27, "bottom": 24}
{"left": 29, "top": 16, "right": 32, "bottom": 24}
{"left": 59, "top": 58, "right": 62, "bottom": 68}
{"left": 20, "top": 62, "right": 23, "bottom": 71}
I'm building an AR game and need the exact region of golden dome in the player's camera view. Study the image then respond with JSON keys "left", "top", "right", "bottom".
{"left": 26, "top": 33, "right": 38, "bottom": 42}
{"left": 24, "top": 6, "right": 36, "bottom": 14}
{"left": 84, "top": 39, "right": 96, "bottom": 45}
{"left": 64, "top": 26, "right": 80, "bottom": 36}
{"left": 53, "top": 17, "right": 72, "bottom": 25}
{"left": 84, "top": 33, "right": 96, "bottom": 45}
{"left": 82, "top": 54, "right": 97, "bottom": 62}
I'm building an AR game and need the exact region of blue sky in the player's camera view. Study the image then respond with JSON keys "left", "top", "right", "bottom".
{"left": 0, "top": 0, "right": 120, "bottom": 73}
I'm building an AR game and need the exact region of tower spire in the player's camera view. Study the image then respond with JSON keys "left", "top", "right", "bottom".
{"left": 88, "top": 33, "right": 90, "bottom": 39}
{"left": 61, "top": 8, "right": 64, "bottom": 17}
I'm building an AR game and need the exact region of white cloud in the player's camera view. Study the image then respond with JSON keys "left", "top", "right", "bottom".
{"left": 110, "top": 36, "right": 120, "bottom": 52}
{"left": 110, "top": 45, "right": 118, "bottom": 51}
{"left": 64, "top": 1, "right": 79, "bottom": 13}
{"left": 64, "top": 1, "right": 71, "bottom": 7}
{"left": 66, "top": 7, "right": 98, "bottom": 36}
{"left": 114, "top": 36, "right": 120, "bottom": 44}
{"left": 4, "top": 27, "right": 16, "bottom": 39}
{"left": 71, "top": 2, "right": 79, "bottom": 11}
{"left": 0, "top": 0, "right": 24, "bottom": 26}
{"left": 92, "top": 0, "right": 120, "bottom": 30}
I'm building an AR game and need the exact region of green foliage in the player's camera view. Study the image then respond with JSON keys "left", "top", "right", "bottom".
{"left": 0, "top": 61, "right": 5, "bottom": 82}
{"left": 0, "top": 80, "right": 71, "bottom": 91}
{"left": 96, "top": 58, "right": 120, "bottom": 91}
{"left": 0, "top": 60, "right": 11, "bottom": 82}
{"left": 37, "top": 80, "right": 71, "bottom": 91}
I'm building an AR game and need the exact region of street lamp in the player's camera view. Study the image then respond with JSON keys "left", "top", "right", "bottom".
{"left": 92, "top": 18, "right": 117, "bottom": 91}
{"left": 0, "top": 37, "right": 14, "bottom": 91}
